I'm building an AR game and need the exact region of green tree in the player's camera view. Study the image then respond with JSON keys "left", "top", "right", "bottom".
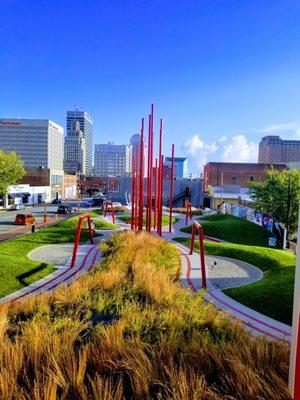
{"left": 249, "top": 168, "right": 300, "bottom": 237}
{"left": 0, "top": 150, "right": 26, "bottom": 194}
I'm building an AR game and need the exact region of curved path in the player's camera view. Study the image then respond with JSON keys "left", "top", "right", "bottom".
{"left": 0, "top": 212, "right": 292, "bottom": 342}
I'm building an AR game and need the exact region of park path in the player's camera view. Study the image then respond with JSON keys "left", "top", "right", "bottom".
{"left": 1, "top": 211, "right": 292, "bottom": 342}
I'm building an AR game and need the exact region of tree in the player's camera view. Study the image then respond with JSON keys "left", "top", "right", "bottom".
{"left": 0, "top": 150, "right": 26, "bottom": 194}
{"left": 249, "top": 168, "right": 300, "bottom": 237}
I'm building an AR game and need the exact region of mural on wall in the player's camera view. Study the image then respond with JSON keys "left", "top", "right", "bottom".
{"left": 220, "top": 202, "right": 286, "bottom": 247}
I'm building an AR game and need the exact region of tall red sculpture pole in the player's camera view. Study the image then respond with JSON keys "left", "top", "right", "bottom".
{"left": 146, "top": 114, "right": 151, "bottom": 231}
{"left": 134, "top": 145, "right": 139, "bottom": 229}
{"left": 131, "top": 155, "right": 136, "bottom": 230}
{"left": 158, "top": 154, "right": 164, "bottom": 236}
{"left": 157, "top": 118, "right": 163, "bottom": 235}
{"left": 168, "top": 144, "right": 175, "bottom": 233}
{"left": 153, "top": 158, "right": 158, "bottom": 229}
{"left": 147, "top": 104, "right": 154, "bottom": 232}
{"left": 138, "top": 118, "right": 144, "bottom": 231}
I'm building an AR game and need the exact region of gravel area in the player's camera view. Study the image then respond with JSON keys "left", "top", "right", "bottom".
{"left": 28, "top": 244, "right": 74, "bottom": 266}
{"left": 205, "top": 255, "right": 263, "bottom": 290}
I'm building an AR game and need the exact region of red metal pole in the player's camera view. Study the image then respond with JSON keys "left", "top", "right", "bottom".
{"left": 168, "top": 144, "right": 175, "bottom": 233}
{"left": 111, "top": 201, "right": 115, "bottom": 224}
{"left": 70, "top": 217, "right": 83, "bottom": 268}
{"left": 134, "top": 146, "right": 139, "bottom": 229}
{"left": 86, "top": 215, "right": 94, "bottom": 243}
{"left": 131, "top": 155, "right": 135, "bottom": 230}
{"left": 158, "top": 154, "right": 164, "bottom": 236}
{"left": 154, "top": 158, "right": 158, "bottom": 229}
{"left": 199, "top": 225, "right": 207, "bottom": 289}
{"left": 138, "top": 118, "right": 144, "bottom": 231}
{"left": 190, "top": 224, "right": 195, "bottom": 254}
{"left": 157, "top": 119, "right": 163, "bottom": 234}
{"left": 148, "top": 104, "right": 154, "bottom": 231}
{"left": 146, "top": 114, "right": 151, "bottom": 232}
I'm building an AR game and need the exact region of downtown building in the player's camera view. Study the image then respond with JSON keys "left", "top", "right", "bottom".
{"left": 94, "top": 142, "right": 132, "bottom": 176}
{"left": 258, "top": 135, "right": 300, "bottom": 163}
{"left": 164, "top": 157, "right": 188, "bottom": 179}
{"left": 66, "top": 110, "right": 93, "bottom": 174}
{"left": 0, "top": 118, "right": 65, "bottom": 204}
{"left": 64, "top": 120, "right": 86, "bottom": 175}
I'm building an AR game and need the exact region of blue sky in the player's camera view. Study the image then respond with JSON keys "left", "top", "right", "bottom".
{"left": 1, "top": 0, "right": 300, "bottom": 175}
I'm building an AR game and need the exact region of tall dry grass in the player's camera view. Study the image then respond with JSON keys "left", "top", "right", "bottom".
{"left": 0, "top": 231, "right": 291, "bottom": 399}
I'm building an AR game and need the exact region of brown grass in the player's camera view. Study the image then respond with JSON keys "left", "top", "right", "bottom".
{"left": 0, "top": 231, "right": 291, "bottom": 399}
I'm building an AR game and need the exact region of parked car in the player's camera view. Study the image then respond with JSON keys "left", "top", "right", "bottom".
{"left": 9, "top": 203, "right": 26, "bottom": 211}
{"left": 14, "top": 213, "right": 35, "bottom": 225}
{"left": 52, "top": 198, "right": 62, "bottom": 204}
{"left": 57, "top": 205, "right": 73, "bottom": 214}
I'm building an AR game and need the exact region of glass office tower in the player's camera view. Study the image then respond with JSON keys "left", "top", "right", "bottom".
{"left": 66, "top": 110, "right": 93, "bottom": 174}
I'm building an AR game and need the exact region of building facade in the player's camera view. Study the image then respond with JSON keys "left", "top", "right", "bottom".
{"left": 94, "top": 142, "right": 132, "bottom": 176}
{"left": 165, "top": 157, "right": 187, "bottom": 179}
{"left": 258, "top": 135, "right": 300, "bottom": 163}
{"left": 130, "top": 134, "right": 141, "bottom": 157}
{"left": 203, "top": 162, "right": 287, "bottom": 189}
{"left": 64, "top": 120, "right": 86, "bottom": 175}
{"left": 0, "top": 118, "right": 64, "bottom": 170}
{"left": 66, "top": 110, "right": 93, "bottom": 174}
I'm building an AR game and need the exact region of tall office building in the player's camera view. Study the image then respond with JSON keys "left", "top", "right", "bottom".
{"left": 258, "top": 135, "right": 300, "bottom": 163}
{"left": 165, "top": 157, "right": 188, "bottom": 179}
{"left": 94, "top": 142, "right": 132, "bottom": 176}
{"left": 64, "top": 120, "right": 86, "bottom": 175}
{"left": 130, "top": 133, "right": 141, "bottom": 157}
{"left": 0, "top": 118, "right": 64, "bottom": 171}
{"left": 66, "top": 110, "right": 93, "bottom": 174}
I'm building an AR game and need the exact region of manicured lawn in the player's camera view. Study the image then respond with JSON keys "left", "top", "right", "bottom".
{"left": 0, "top": 215, "right": 101, "bottom": 298}
{"left": 118, "top": 213, "right": 179, "bottom": 226}
{"left": 89, "top": 213, "right": 120, "bottom": 230}
{"left": 174, "top": 237, "right": 296, "bottom": 325}
{"left": 180, "top": 213, "right": 275, "bottom": 247}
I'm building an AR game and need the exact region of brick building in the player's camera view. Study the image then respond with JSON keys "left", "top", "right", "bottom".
{"left": 203, "top": 162, "right": 287, "bottom": 189}
{"left": 258, "top": 135, "right": 300, "bottom": 163}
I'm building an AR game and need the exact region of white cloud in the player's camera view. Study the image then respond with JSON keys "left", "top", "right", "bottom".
{"left": 260, "top": 122, "right": 300, "bottom": 138}
{"left": 182, "top": 134, "right": 258, "bottom": 175}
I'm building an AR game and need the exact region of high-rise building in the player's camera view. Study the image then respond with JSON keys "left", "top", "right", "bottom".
{"left": 66, "top": 110, "right": 93, "bottom": 174}
{"left": 130, "top": 134, "right": 141, "bottom": 157}
{"left": 94, "top": 142, "right": 132, "bottom": 176}
{"left": 0, "top": 118, "right": 64, "bottom": 170}
{"left": 164, "top": 157, "right": 187, "bottom": 179}
{"left": 258, "top": 135, "right": 300, "bottom": 163}
{"left": 64, "top": 121, "right": 86, "bottom": 175}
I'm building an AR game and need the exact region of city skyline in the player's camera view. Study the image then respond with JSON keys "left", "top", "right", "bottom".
{"left": 1, "top": 1, "right": 300, "bottom": 175}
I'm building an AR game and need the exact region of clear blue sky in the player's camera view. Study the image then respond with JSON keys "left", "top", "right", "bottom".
{"left": 1, "top": 0, "right": 300, "bottom": 174}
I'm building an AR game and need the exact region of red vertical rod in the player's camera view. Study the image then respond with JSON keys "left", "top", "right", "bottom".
{"left": 70, "top": 217, "right": 83, "bottom": 268}
{"left": 190, "top": 224, "right": 196, "bottom": 254}
{"left": 138, "top": 118, "right": 144, "bottom": 231}
{"left": 131, "top": 155, "right": 135, "bottom": 230}
{"left": 199, "top": 225, "right": 207, "bottom": 289}
{"left": 157, "top": 119, "right": 163, "bottom": 234}
{"left": 147, "top": 104, "right": 154, "bottom": 232}
{"left": 111, "top": 201, "right": 115, "bottom": 224}
{"left": 168, "top": 144, "right": 175, "bottom": 233}
{"left": 158, "top": 154, "right": 164, "bottom": 236}
{"left": 153, "top": 158, "right": 158, "bottom": 229}
{"left": 134, "top": 146, "right": 139, "bottom": 229}
{"left": 146, "top": 114, "right": 151, "bottom": 232}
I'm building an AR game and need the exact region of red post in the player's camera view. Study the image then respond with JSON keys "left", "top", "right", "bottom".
{"left": 157, "top": 119, "right": 163, "bottom": 235}
{"left": 111, "top": 202, "right": 115, "bottom": 224}
{"left": 189, "top": 221, "right": 207, "bottom": 289}
{"left": 131, "top": 155, "right": 135, "bottom": 230}
{"left": 168, "top": 144, "right": 175, "bottom": 233}
{"left": 146, "top": 114, "right": 151, "bottom": 232}
{"left": 153, "top": 158, "right": 158, "bottom": 230}
{"left": 138, "top": 118, "right": 144, "bottom": 231}
{"left": 134, "top": 146, "right": 139, "bottom": 229}
{"left": 148, "top": 104, "right": 154, "bottom": 231}
{"left": 158, "top": 154, "right": 164, "bottom": 236}
{"left": 185, "top": 202, "right": 192, "bottom": 225}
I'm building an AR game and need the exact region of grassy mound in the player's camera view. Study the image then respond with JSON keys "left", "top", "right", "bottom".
{"left": 174, "top": 237, "right": 296, "bottom": 324}
{"left": 0, "top": 215, "right": 101, "bottom": 298}
{"left": 180, "top": 214, "right": 275, "bottom": 247}
{"left": 0, "top": 231, "right": 290, "bottom": 399}
{"left": 118, "top": 214, "right": 179, "bottom": 226}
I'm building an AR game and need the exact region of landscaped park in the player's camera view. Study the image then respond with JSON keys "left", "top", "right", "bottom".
{"left": 0, "top": 203, "right": 296, "bottom": 399}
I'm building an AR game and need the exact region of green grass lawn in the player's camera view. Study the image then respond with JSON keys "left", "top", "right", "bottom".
{"left": 174, "top": 237, "right": 296, "bottom": 325}
{"left": 0, "top": 215, "right": 102, "bottom": 298}
{"left": 89, "top": 213, "right": 120, "bottom": 230}
{"left": 118, "top": 214, "right": 179, "bottom": 226}
{"left": 180, "top": 213, "right": 275, "bottom": 247}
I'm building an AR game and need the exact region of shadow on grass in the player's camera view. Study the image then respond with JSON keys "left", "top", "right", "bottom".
{"left": 17, "top": 263, "right": 49, "bottom": 286}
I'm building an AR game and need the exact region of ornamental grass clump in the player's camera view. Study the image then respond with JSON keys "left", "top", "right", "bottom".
{"left": 0, "top": 231, "right": 291, "bottom": 399}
